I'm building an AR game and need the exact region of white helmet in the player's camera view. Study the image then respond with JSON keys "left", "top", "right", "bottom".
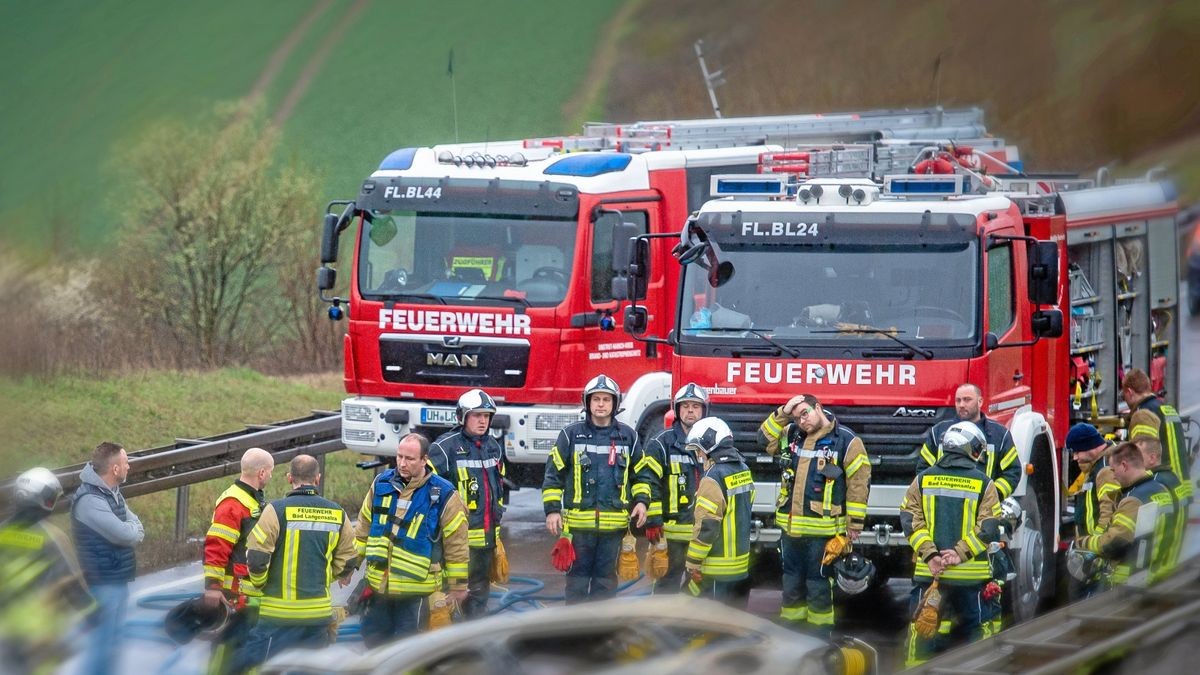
{"left": 582, "top": 374, "right": 621, "bottom": 410}
{"left": 941, "top": 421, "right": 987, "bottom": 461}
{"left": 672, "top": 383, "right": 709, "bottom": 418}
{"left": 455, "top": 389, "right": 497, "bottom": 425}
{"left": 13, "top": 467, "right": 63, "bottom": 513}
{"left": 686, "top": 417, "right": 735, "bottom": 456}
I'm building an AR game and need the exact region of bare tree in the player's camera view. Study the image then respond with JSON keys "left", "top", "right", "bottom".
{"left": 102, "top": 104, "right": 316, "bottom": 367}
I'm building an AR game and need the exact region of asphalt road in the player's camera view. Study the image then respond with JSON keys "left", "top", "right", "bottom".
{"left": 58, "top": 285, "right": 1200, "bottom": 674}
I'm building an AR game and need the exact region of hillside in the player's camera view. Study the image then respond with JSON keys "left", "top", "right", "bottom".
{"left": 0, "top": 0, "right": 622, "bottom": 253}
{"left": 604, "top": 0, "right": 1200, "bottom": 198}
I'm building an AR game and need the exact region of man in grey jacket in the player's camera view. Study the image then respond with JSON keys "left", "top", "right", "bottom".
{"left": 71, "top": 441, "right": 144, "bottom": 675}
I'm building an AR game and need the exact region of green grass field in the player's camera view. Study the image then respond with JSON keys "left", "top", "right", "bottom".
{"left": 0, "top": 368, "right": 375, "bottom": 568}
{"left": 0, "top": 0, "right": 622, "bottom": 253}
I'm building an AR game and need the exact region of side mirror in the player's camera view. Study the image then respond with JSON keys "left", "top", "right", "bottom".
{"left": 1028, "top": 241, "right": 1059, "bottom": 306}
{"left": 624, "top": 305, "right": 649, "bottom": 335}
{"left": 320, "top": 214, "right": 340, "bottom": 264}
{"left": 316, "top": 266, "right": 336, "bottom": 291}
{"left": 1032, "top": 309, "right": 1063, "bottom": 338}
{"left": 609, "top": 220, "right": 641, "bottom": 273}
{"left": 626, "top": 238, "right": 650, "bottom": 301}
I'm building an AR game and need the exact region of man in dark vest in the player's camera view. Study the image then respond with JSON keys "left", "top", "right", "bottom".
{"left": 237, "top": 455, "right": 358, "bottom": 670}
{"left": 71, "top": 441, "right": 144, "bottom": 675}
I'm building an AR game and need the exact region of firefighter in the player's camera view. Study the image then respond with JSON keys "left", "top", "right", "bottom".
{"left": 355, "top": 433, "right": 470, "bottom": 646}
{"left": 429, "top": 389, "right": 505, "bottom": 618}
{"left": 236, "top": 455, "right": 357, "bottom": 671}
{"left": 1075, "top": 442, "right": 1174, "bottom": 586}
{"left": 1121, "top": 368, "right": 1192, "bottom": 499}
{"left": 1129, "top": 409, "right": 1188, "bottom": 580}
{"left": 901, "top": 422, "right": 1003, "bottom": 667}
{"left": 917, "top": 384, "right": 1021, "bottom": 501}
{"left": 1, "top": 468, "right": 92, "bottom": 675}
{"left": 543, "top": 374, "right": 639, "bottom": 604}
{"left": 758, "top": 393, "right": 870, "bottom": 637}
{"left": 201, "top": 447, "right": 274, "bottom": 675}
{"left": 1064, "top": 423, "right": 1120, "bottom": 599}
{"left": 630, "top": 382, "right": 708, "bottom": 592}
{"left": 682, "top": 417, "right": 754, "bottom": 604}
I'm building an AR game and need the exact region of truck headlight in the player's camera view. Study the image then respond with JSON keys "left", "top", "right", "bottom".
{"left": 343, "top": 404, "right": 374, "bottom": 423}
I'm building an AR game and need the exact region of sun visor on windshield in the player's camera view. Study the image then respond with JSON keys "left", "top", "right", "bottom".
{"left": 357, "top": 177, "right": 579, "bottom": 219}
{"left": 694, "top": 210, "right": 977, "bottom": 246}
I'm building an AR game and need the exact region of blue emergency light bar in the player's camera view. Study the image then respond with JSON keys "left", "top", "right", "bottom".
{"left": 884, "top": 174, "right": 966, "bottom": 196}
{"left": 710, "top": 174, "right": 790, "bottom": 198}
{"left": 543, "top": 153, "right": 632, "bottom": 177}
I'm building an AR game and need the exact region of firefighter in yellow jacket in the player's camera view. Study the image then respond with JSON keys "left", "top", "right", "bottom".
{"left": 355, "top": 433, "right": 470, "bottom": 647}
{"left": 758, "top": 393, "right": 870, "bottom": 636}
{"left": 1064, "top": 423, "right": 1121, "bottom": 599}
{"left": 236, "top": 455, "right": 357, "bottom": 671}
{"left": 1131, "top": 408, "right": 1189, "bottom": 579}
{"left": 682, "top": 417, "right": 754, "bottom": 604}
{"left": 901, "top": 422, "right": 1002, "bottom": 666}
{"left": 1075, "top": 441, "right": 1174, "bottom": 586}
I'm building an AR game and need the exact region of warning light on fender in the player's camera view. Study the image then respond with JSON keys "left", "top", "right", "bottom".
{"left": 1025, "top": 463, "right": 1035, "bottom": 475}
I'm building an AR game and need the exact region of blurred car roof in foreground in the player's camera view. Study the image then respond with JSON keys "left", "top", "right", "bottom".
{"left": 260, "top": 595, "right": 876, "bottom": 675}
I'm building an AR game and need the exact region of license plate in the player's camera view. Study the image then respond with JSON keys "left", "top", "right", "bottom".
{"left": 421, "top": 407, "right": 458, "bottom": 426}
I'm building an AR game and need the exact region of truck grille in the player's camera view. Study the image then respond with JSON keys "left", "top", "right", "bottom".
{"left": 709, "top": 403, "right": 956, "bottom": 485}
{"left": 379, "top": 335, "right": 529, "bottom": 388}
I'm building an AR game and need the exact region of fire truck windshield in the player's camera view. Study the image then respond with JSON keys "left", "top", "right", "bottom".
{"left": 358, "top": 210, "right": 577, "bottom": 307}
{"left": 678, "top": 238, "right": 979, "bottom": 351}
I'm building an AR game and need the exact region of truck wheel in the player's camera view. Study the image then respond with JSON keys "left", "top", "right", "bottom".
{"left": 1008, "top": 492, "right": 1047, "bottom": 624}
{"left": 636, "top": 404, "right": 669, "bottom": 443}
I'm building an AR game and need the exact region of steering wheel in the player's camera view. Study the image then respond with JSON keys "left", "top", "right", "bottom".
{"left": 531, "top": 267, "right": 567, "bottom": 284}
{"left": 912, "top": 305, "right": 966, "bottom": 323}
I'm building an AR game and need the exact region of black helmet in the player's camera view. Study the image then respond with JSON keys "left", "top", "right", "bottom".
{"left": 672, "top": 383, "right": 710, "bottom": 419}
{"left": 13, "top": 467, "right": 62, "bottom": 513}
{"left": 582, "top": 374, "right": 621, "bottom": 411}
{"left": 456, "top": 389, "right": 497, "bottom": 425}
{"left": 941, "top": 421, "right": 987, "bottom": 462}
{"left": 164, "top": 596, "right": 231, "bottom": 645}
{"left": 834, "top": 551, "right": 875, "bottom": 595}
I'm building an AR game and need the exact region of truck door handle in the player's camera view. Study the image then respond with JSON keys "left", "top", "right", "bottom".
{"left": 1013, "top": 370, "right": 1024, "bottom": 383}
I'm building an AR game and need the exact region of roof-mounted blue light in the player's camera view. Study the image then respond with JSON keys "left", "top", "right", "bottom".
{"left": 711, "top": 174, "right": 789, "bottom": 198}
{"left": 543, "top": 153, "right": 632, "bottom": 177}
{"left": 379, "top": 147, "right": 418, "bottom": 171}
{"left": 884, "top": 174, "right": 966, "bottom": 196}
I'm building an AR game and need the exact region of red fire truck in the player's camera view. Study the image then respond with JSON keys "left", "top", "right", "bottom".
{"left": 615, "top": 163, "right": 1182, "bottom": 621}
{"left": 317, "top": 108, "right": 1008, "bottom": 485}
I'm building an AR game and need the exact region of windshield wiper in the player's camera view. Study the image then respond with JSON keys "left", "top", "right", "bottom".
{"left": 813, "top": 324, "right": 934, "bottom": 359}
{"left": 688, "top": 326, "right": 802, "bottom": 358}
{"left": 385, "top": 292, "right": 447, "bottom": 305}
{"left": 471, "top": 294, "right": 532, "bottom": 307}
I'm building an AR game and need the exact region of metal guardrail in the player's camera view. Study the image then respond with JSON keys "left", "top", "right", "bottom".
{"left": 908, "top": 555, "right": 1200, "bottom": 673}
{"left": 1, "top": 410, "right": 344, "bottom": 539}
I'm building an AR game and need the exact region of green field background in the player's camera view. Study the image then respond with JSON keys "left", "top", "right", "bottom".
{"left": 0, "top": 0, "right": 623, "bottom": 252}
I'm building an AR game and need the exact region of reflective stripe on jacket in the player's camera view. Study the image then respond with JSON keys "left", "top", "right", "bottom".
{"left": 687, "top": 448, "right": 754, "bottom": 580}
{"left": 542, "top": 419, "right": 638, "bottom": 531}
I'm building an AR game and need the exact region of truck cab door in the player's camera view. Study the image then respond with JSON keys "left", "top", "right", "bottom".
{"left": 984, "top": 239, "right": 1033, "bottom": 424}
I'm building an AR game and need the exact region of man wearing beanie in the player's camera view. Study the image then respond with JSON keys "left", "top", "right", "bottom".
{"left": 1130, "top": 409, "right": 1188, "bottom": 579}
{"left": 1065, "top": 423, "right": 1119, "bottom": 599}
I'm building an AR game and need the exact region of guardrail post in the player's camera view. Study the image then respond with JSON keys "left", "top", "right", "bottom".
{"left": 175, "top": 485, "right": 190, "bottom": 543}
{"left": 317, "top": 454, "right": 327, "bottom": 493}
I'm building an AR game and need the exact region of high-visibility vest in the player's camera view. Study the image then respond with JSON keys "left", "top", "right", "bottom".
{"left": 910, "top": 466, "right": 994, "bottom": 584}
{"left": 253, "top": 488, "right": 348, "bottom": 623}
{"left": 364, "top": 470, "right": 465, "bottom": 595}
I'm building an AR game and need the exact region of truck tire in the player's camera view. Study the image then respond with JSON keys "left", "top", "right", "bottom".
{"left": 1008, "top": 444, "right": 1056, "bottom": 624}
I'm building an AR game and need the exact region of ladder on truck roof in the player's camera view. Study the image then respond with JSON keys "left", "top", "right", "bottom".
{"left": 524, "top": 106, "right": 988, "bottom": 154}
{"left": 757, "top": 137, "right": 1013, "bottom": 180}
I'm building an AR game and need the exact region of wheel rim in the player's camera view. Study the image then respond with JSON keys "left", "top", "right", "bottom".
{"left": 1014, "top": 515, "right": 1045, "bottom": 621}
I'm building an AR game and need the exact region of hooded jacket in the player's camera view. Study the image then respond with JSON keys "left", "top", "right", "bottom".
{"left": 70, "top": 463, "right": 143, "bottom": 584}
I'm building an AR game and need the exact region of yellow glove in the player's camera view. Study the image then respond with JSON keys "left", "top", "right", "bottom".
{"left": 617, "top": 533, "right": 641, "bottom": 582}
{"left": 821, "top": 533, "right": 850, "bottom": 566}
{"left": 328, "top": 606, "right": 347, "bottom": 644}
{"left": 913, "top": 581, "right": 942, "bottom": 639}
{"left": 1066, "top": 464, "right": 1093, "bottom": 497}
{"left": 644, "top": 539, "right": 669, "bottom": 580}
{"left": 428, "top": 591, "right": 454, "bottom": 630}
{"left": 490, "top": 535, "right": 510, "bottom": 584}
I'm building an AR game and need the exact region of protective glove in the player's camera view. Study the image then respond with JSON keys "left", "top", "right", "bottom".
{"left": 490, "top": 534, "right": 510, "bottom": 583}
{"left": 551, "top": 532, "right": 576, "bottom": 572}
{"left": 982, "top": 580, "right": 1002, "bottom": 602}
{"left": 1066, "top": 466, "right": 1092, "bottom": 497}
{"left": 617, "top": 533, "right": 641, "bottom": 582}
{"left": 345, "top": 577, "right": 373, "bottom": 616}
{"left": 428, "top": 591, "right": 454, "bottom": 630}
{"left": 821, "top": 533, "right": 851, "bottom": 566}
{"left": 328, "top": 606, "right": 347, "bottom": 643}
{"left": 644, "top": 525, "right": 663, "bottom": 544}
{"left": 684, "top": 562, "right": 703, "bottom": 596}
{"left": 913, "top": 581, "right": 942, "bottom": 639}
{"left": 645, "top": 539, "right": 670, "bottom": 580}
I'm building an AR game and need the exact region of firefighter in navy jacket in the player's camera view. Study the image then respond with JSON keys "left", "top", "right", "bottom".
{"left": 543, "top": 374, "right": 639, "bottom": 603}
{"left": 430, "top": 389, "right": 505, "bottom": 618}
